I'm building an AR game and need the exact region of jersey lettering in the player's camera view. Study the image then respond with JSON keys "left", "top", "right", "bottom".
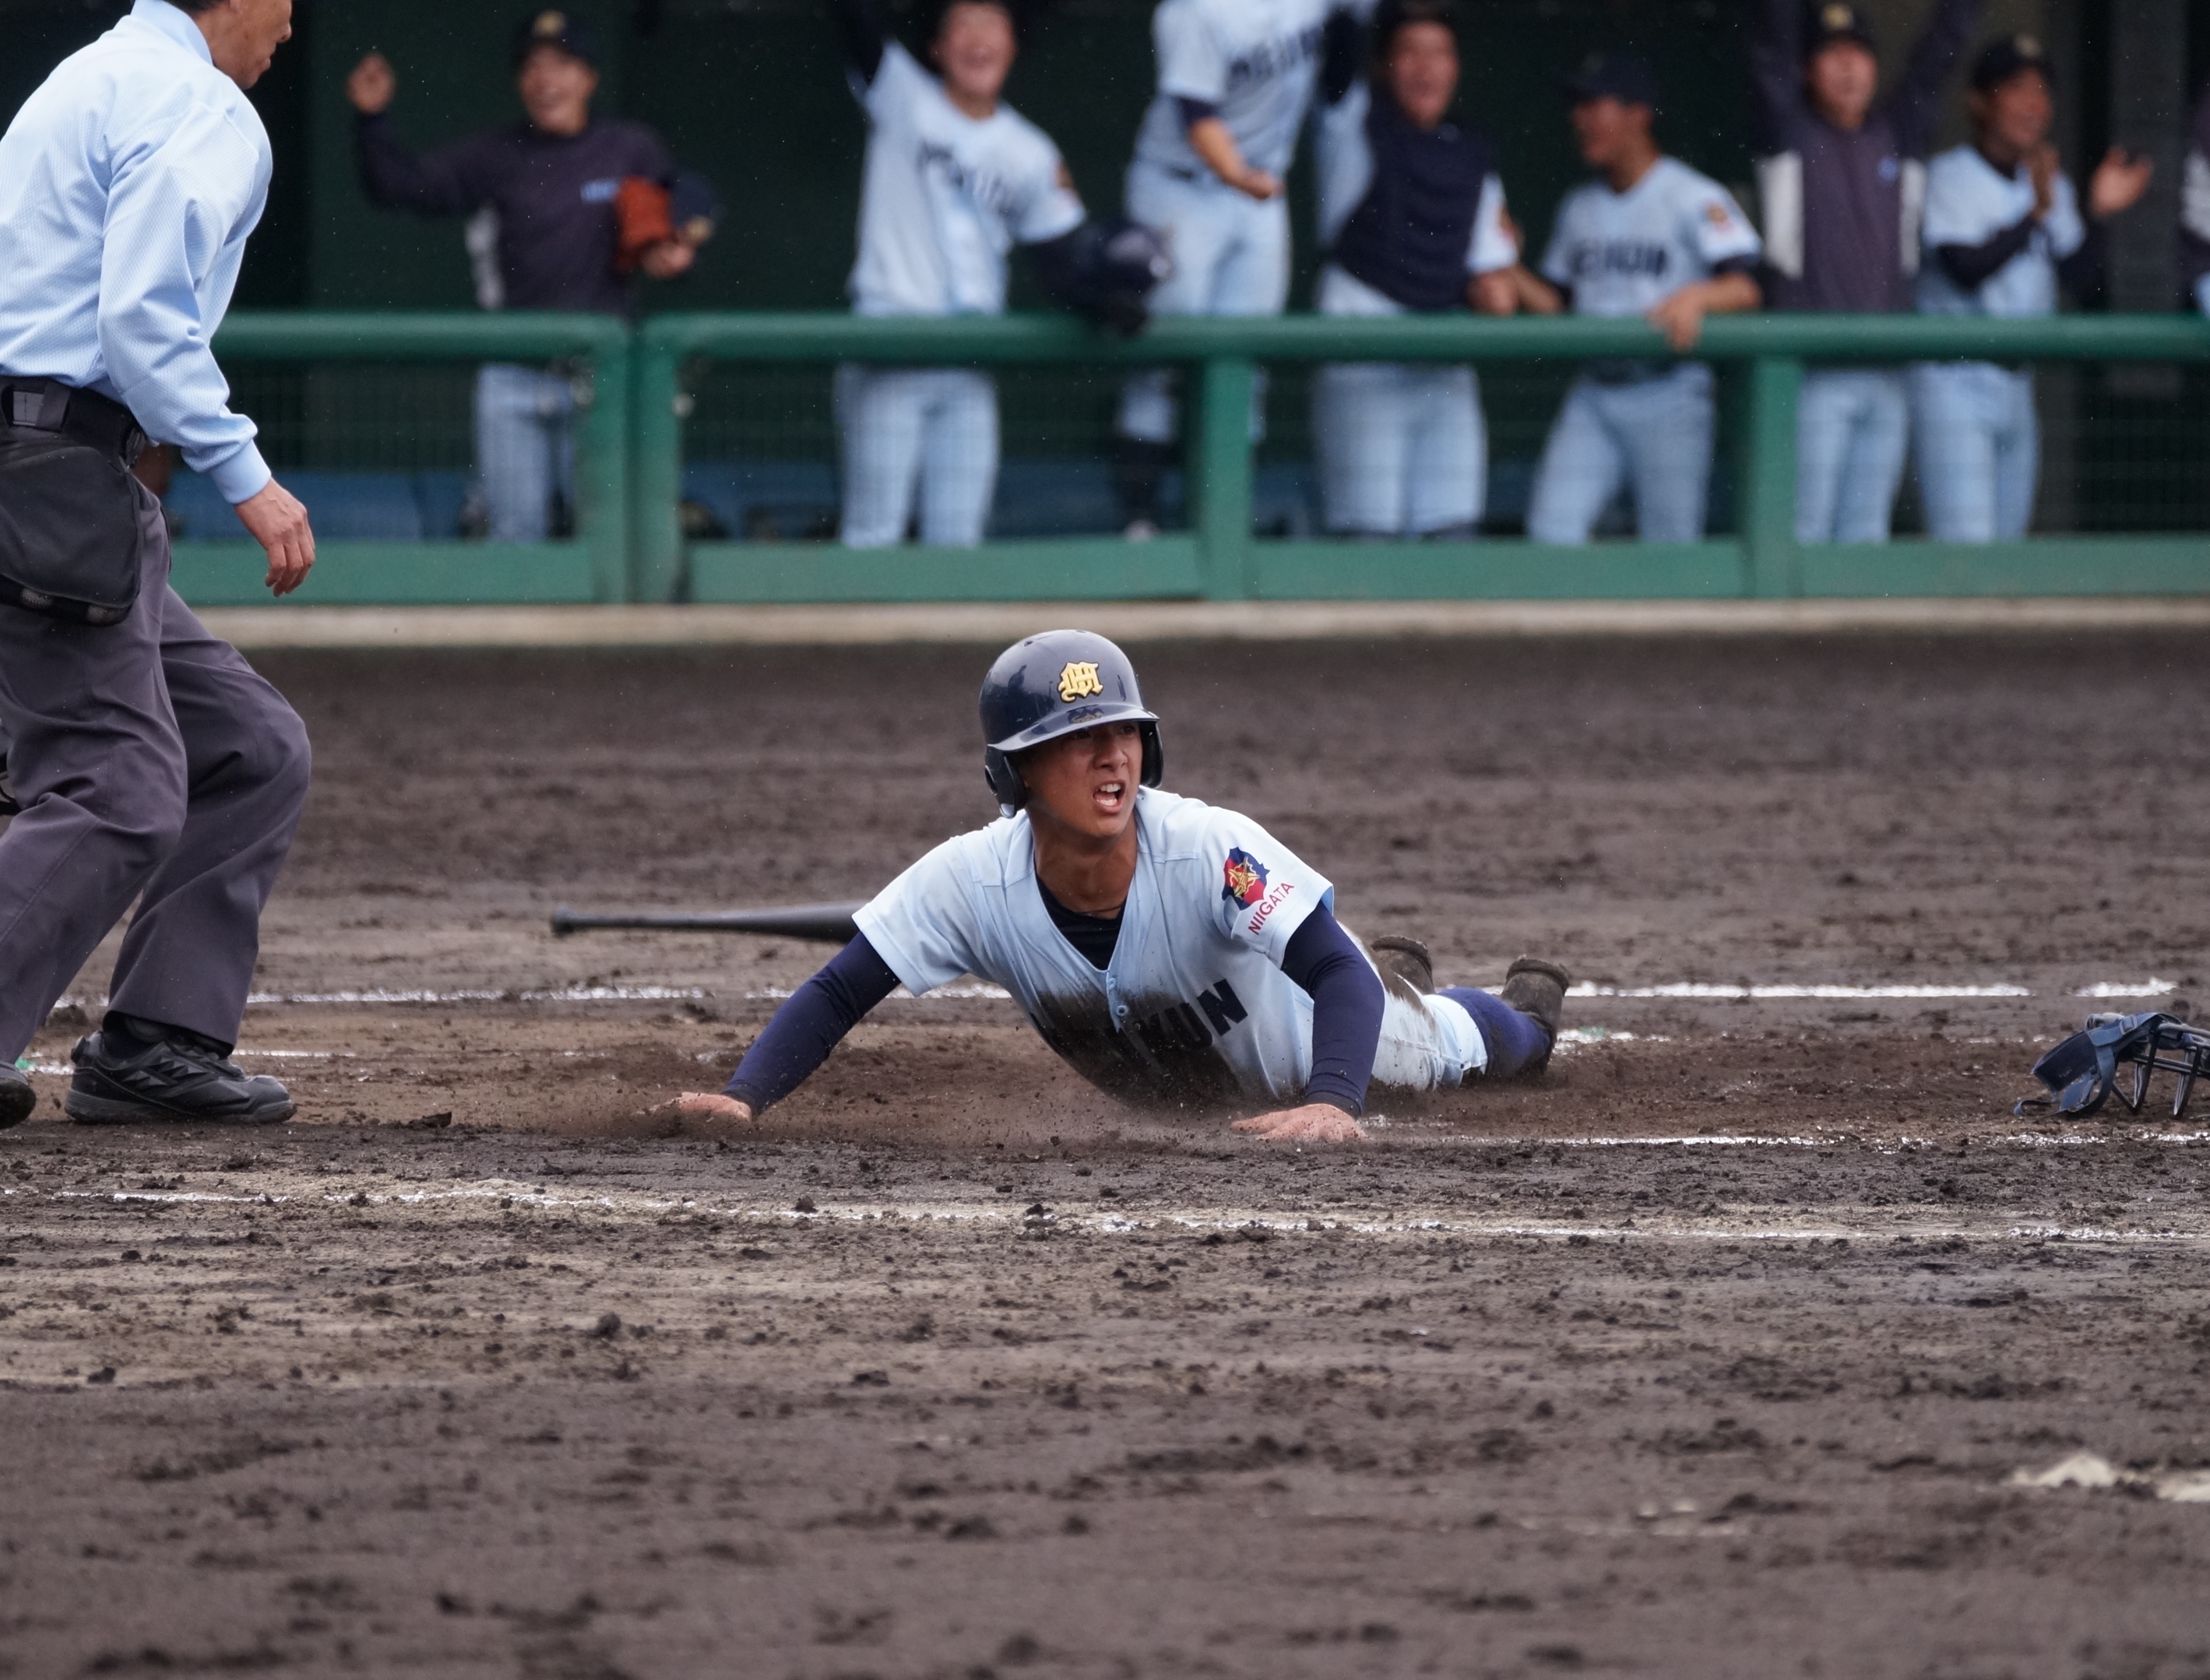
{"left": 1564, "top": 241, "right": 1671, "bottom": 279}
{"left": 1195, "top": 978, "right": 1248, "bottom": 1036}
{"left": 916, "top": 140, "right": 1024, "bottom": 220}
{"left": 1223, "top": 23, "right": 1324, "bottom": 91}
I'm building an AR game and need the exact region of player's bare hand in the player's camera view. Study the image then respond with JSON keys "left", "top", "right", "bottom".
{"left": 2089, "top": 146, "right": 2153, "bottom": 220}
{"left": 1646, "top": 287, "right": 1709, "bottom": 352}
{"left": 674, "top": 1091, "right": 753, "bottom": 1125}
{"left": 639, "top": 241, "right": 695, "bottom": 280}
{"left": 2025, "top": 142, "right": 2060, "bottom": 216}
{"left": 1234, "top": 167, "right": 1284, "bottom": 201}
{"left": 1231, "top": 1103, "right": 1367, "bottom": 1144}
{"left": 347, "top": 51, "right": 395, "bottom": 114}
{"left": 234, "top": 479, "right": 315, "bottom": 596}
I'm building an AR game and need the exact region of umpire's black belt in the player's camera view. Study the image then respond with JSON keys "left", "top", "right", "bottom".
{"left": 0, "top": 377, "right": 147, "bottom": 464}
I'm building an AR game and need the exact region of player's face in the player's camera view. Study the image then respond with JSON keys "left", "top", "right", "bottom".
{"left": 1973, "top": 69, "right": 2053, "bottom": 155}
{"left": 1385, "top": 22, "right": 1459, "bottom": 133}
{"left": 518, "top": 46, "right": 599, "bottom": 139}
{"left": 1018, "top": 723, "right": 1143, "bottom": 841}
{"left": 1804, "top": 40, "right": 1877, "bottom": 130}
{"left": 933, "top": 3, "right": 1017, "bottom": 108}
{"left": 1569, "top": 97, "right": 1649, "bottom": 170}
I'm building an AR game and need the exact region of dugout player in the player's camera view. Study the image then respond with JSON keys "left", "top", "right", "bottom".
{"left": 1753, "top": 0, "right": 1979, "bottom": 543}
{"left": 1908, "top": 36, "right": 2151, "bottom": 542}
{"left": 347, "top": 12, "right": 713, "bottom": 543}
{"left": 2186, "top": 82, "right": 2210, "bottom": 315}
{"left": 0, "top": 0, "right": 314, "bottom": 1130}
{"left": 1113, "top": 0, "right": 1341, "bottom": 535}
{"left": 1516, "top": 55, "right": 1762, "bottom": 545}
{"left": 1309, "top": 0, "right": 1518, "bottom": 539}
{"left": 828, "top": 0, "right": 1163, "bottom": 547}
{"left": 674, "top": 631, "right": 1571, "bottom": 1144}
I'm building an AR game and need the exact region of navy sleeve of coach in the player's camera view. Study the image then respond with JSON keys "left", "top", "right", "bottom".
{"left": 723, "top": 935, "right": 902, "bottom": 1112}
{"left": 1280, "top": 906, "right": 1384, "bottom": 1116}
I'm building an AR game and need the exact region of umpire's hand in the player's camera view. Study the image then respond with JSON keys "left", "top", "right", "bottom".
{"left": 234, "top": 480, "right": 316, "bottom": 596}
{"left": 347, "top": 51, "right": 396, "bottom": 114}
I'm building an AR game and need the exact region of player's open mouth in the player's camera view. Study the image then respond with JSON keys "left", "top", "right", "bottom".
{"left": 1094, "top": 781, "right": 1125, "bottom": 812}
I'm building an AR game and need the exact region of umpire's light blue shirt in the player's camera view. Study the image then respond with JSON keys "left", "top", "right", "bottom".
{"left": 0, "top": 0, "right": 271, "bottom": 504}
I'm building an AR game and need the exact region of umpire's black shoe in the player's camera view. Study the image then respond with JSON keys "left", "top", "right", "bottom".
{"left": 0, "top": 1063, "right": 34, "bottom": 1130}
{"left": 65, "top": 1027, "right": 294, "bottom": 1126}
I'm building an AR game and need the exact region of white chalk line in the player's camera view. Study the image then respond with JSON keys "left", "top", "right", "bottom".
{"left": 31, "top": 978, "right": 2185, "bottom": 1021}
{"left": 10, "top": 1177, "right": 2206, "bottom": 1249}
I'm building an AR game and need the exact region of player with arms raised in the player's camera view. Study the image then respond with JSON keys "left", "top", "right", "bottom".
{"left": 830, "top": 0, "right": 1164, "bottom": 548}
{"left": 677, "top": 631, "right": 1569, "bottom": 1144}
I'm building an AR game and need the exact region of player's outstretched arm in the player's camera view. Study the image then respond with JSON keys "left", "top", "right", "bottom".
{"left": 825, "top": 0, "right": 889, "bottom": 83}
{"left": 347, "top": 54, "right": 484, "bottom": 216}
{"left": 674, "top": 934, "right": 902, "bottom": 1127}
{"left": 1231, "top": 907, "right": 1381, "bottom": 1144}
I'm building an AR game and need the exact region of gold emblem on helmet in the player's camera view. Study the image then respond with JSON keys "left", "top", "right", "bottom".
{"left": 1821, "top": 4, "right": 1851, "bottom": 29}
{"left": 1057, "top": 661, "right": 1104, "bottom": 703}
{"left": 536, "top": 10, "right": 567, "bottom": 37}
{"left": 2017, "top": 32, "right": 2040, "bottom": 54}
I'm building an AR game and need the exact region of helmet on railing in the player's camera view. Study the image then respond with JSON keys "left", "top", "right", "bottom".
{"left": 978, "top": 630, "right": 1164, "bottom": 813}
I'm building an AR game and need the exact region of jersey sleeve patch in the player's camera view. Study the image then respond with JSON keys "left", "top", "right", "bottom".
{"left": 1209, "top": 814, "right": 1331, "bottom": 961}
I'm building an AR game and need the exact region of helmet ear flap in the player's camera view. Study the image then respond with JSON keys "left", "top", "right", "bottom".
{"left": 983, "top": 747, "right": 1027, "bottom": 811}
{"left": 1138, "top": 722, "right": 1164, "bottom": 789}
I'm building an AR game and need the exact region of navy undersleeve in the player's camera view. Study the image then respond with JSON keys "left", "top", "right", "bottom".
{"left": 1439, "top": 986, "right": 1553, "bottom": 1079}
{"left": 723, "top": 934, "right": 901, "bottom": 1112}
{"left": 1282, "top": 906, "right": 1385, "bottom": 1116}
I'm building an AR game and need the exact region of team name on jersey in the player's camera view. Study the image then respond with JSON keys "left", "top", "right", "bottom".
{"left": 1130, "top": 977, "right": 1250, "bottom": 1057}
{"left": 915, "top": 140, "right": 1023, "bottom": 219}
{"left": 1562, "top": 240, "right": 1672, "bottom": 280}
{"left": 1224, "top": 23, "right": 1325, "bottom": 92}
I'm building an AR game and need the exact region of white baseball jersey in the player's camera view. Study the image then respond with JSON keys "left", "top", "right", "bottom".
{"left": 1913, "top": 143, "right": 2083, "bottom": 319}
{"left": 1133, "top": 0, "right": 1336, "bottom": 181}
{"left": 855, "top": 786, "right": 1336, "bottom": 1105}
{"left": 1540, "top": 156, "right": 1761, "bottom": 316}
{"left": 847, "top": 43, "right": 1086, "bottom": 317}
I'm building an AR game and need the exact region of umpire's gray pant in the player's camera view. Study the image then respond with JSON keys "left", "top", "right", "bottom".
{"left": 0, "top": 485, "right": 311, "bottom": 1060}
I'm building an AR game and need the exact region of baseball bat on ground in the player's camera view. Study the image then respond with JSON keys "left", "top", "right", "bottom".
{"left": 550, "top": 902, "right": 864, "bottom": 944}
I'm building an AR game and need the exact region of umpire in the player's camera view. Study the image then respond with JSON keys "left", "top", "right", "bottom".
{"left": 0, "top": 0, "right": 315, "bottom": 1130}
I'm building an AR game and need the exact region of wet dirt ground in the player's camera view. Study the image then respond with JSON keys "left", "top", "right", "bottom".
{"left": 4, "top": 631, "right": 2210, "bottom": 1678}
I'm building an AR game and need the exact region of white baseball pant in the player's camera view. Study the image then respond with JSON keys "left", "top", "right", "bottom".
{"left": 834, "top": 364, "right": 998, "bottom": 549}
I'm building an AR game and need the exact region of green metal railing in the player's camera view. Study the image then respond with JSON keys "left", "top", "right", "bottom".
{"left": 185, "top": 309, "right": 2210, "bottom": 607}
{"left": 188, "top": 312, "right": 630, "bottom": 606}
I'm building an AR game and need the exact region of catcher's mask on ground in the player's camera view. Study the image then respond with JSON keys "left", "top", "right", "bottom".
{"left": 978, "top": 630, "right": 1163, "bottom": 813}
{"left": 2015, "top": 1010, "right": 2210, "bottom": 1118}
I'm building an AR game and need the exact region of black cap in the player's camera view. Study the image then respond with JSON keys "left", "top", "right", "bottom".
{"left": 1564, "top": 51, "right": 1659, "bottom": 111}
{"left": 1805, "top": 1, "right": 1877, "bottom": 55}
{"left": 513, "top": 8, "right": 599, "bottom": 68}
{"left": 1970, "top": 33, "right": 2052, "bottom": 93}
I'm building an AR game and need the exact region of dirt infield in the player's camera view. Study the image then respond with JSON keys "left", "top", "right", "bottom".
{"left": 4, "top": 630, "right": 2209, "bottom": 1677}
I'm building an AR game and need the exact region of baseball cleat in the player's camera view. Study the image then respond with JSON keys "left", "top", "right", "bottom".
{"left": 0, "top": 1063, "right": 33, "bottom": 1130}
{"left": 65, "top": 1028, "right": 294, "bottom": 1126}
{"left": 1499, "top": 955, "right": 1571, "bottom": 1053}
{"left": 1367, "top": 935, "right": 1434, "bottom": 996}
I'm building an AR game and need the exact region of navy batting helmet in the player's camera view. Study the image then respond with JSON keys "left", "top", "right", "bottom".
{"left": 979, "top": 630, "right": 1164, "bottom": 812}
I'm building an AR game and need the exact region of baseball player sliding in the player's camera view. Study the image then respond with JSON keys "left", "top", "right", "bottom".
{"left": 1113, "top": 0, "right": 1340, "bottom": 534}
{"left": 832, "top": 0, "right": 1163, "bottom": 548}
{"left": 677, "top": 631, "right": 1570, "bottom": 1144}
{"left": 1517, "top": 54, "right": 1762, "bottom": 545}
